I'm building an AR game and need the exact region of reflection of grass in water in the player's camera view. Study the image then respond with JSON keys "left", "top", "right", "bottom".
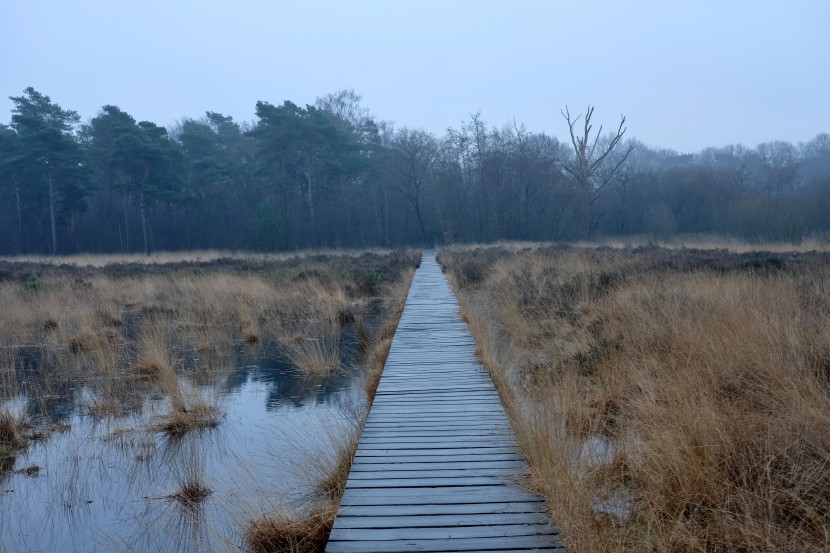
{"left": 167, "top": 443, "right": 212, "bottom": 507}
{"left": 133, "top": 321, "right": 222, "bottom": 437}
{"left": 115, "top": 434, "right": 223, "bottom": 553}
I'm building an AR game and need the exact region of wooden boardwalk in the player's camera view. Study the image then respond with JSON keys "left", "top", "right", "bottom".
{"left": 326, "top": 252, "right": 563, "bottom": 553}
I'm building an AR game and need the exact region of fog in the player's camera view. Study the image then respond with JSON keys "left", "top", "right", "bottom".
{"left": 3, "top": 0, "right": 829, "bottom": 152}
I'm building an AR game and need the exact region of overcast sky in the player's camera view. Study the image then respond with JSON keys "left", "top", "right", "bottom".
{"left": 2, "top": 0, "right": 828, "bottom": 153}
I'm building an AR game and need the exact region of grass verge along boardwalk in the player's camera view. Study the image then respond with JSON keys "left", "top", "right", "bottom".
{"left": 326, "top": 252, "right": 562, "bottom": 552}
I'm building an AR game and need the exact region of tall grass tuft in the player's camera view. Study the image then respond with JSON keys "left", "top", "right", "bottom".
{"left": 277, "top": 318, "right": 341, "bottom": 375}
{"left": 244, "top": 505, "right": 336, "bottom": 553}
{"left": 0, "top": 410, "right": 27, "bottom": 451}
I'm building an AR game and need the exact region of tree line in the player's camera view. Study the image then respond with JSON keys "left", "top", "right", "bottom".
{"left": 1, "top": 86, "right": 829, "bottom": 255}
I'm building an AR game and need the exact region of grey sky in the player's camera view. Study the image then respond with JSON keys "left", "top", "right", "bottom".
{"left": 2, "top": 0, "right": 828, "bottom": 153}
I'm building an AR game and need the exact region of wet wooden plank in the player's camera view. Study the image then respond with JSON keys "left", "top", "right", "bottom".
{"left": 331, "top": 511, "right": 550, "bottom": 528}
{"left": 326, "top": 252, "right": 559, "bottom": 552}
{"left": 351, "top": 453, "right": 526, "bottom": 464}
{"left": 347, "top": 460, "right": 526, "bottom": 472}
{"left": 346, "top": 466, "right": 526, "bottom": 478}
{"left": 336, "top": 501, "right": 549, "bottom": 517}
{"left": 329, "top": 523, "right": 559, "bottom": 541}
{"left": 338, "top": 486, "right": 543, "bottom": 506}
{"left": 343, "top": 476, "right": 521, "bottom": 488}
{"left": 354, "top": 447, "right": 520, "bottom": 458}
{"left": 359, "top": 430, "right": 513, "bottom": 439}
{"left": 326, "top": 535, "right": 564, "bottom": 553}
{"left": 355, "top": 436, "right": 515, "bottom": 446}
{"left": 352, "top": 452, "right": 524, "bottom": 470}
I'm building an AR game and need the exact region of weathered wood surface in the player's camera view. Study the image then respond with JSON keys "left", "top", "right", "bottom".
{"left": 326, "top": 252, "right": 563, "bottom": 552}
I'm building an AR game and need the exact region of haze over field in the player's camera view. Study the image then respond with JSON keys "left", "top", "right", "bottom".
{"left": 3, "top": 0, "right": 829, "bottom": 153}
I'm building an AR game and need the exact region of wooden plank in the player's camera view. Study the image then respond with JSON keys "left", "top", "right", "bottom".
{"left": 371, "top": 397, "right": 502, "bottom": 405}
{"left": 332, "top": 511, "right": 550, "bottom": 529}
{"left": 364, "top": 414, "right": 510, "bottom": 423}
{"left": 346, "top": 467, "right": 526, "bottom": 479}
{"left": 347, "top": 460, "right": 526, "bottom": 472}
{"left": 351, "top": 453, "right": 525, "bottom": 464}
{"left": 369, "top": 403, "right": 501, "bottom": 410}
{"left": 355, "top": 447, "right": 519, "bottom": 457}
{"left": 328, "top": 523, "right": 558, "bottom": 541}
{"left": 342, "top": 476, "right": 520, "bottom": 488}
{"left": 326, "top": 535, "right": 563, "bottom": 553}
{"left": 338, "top": 486, "right": 541, "bottom": 506}
{"left": 357, "top": 437, "right": 517, "bottom": 447}
{"left": 336, "top": 502, "right": 548, "bottom": 517}
{"left": 361, "top": 426, "right": 512, "bottom": 434}
{"left": 362, "top": 420, "right": 510, "bottom": 428}
{"left": 359, "top": 430, "right": 512, "bottom": 439}
{"left": 326, "top": 252, "right": 559, "bottom": 553}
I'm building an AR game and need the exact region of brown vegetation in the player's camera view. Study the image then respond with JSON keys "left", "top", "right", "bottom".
{"left": 0, "top": 411, "right": 27, "bottom": 452}
{"left": 244, "top": 505, "right": 336, "bottom": 553}
{"left": 439, "top": 243, "right": 830, "bottom": 552}
{"left": 0, "top": 250, "right": 419, "bottom": 426}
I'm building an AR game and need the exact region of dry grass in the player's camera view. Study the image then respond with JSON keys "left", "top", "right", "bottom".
{"left": 0, "top": 250, "right": 420, "bottom": 427}
{"left": 277, "top": 319, "right": 342, "bottom": 375}
{"left": 157, "top": 397, "right": 220, "bottom": 437}
{"left": 0, "top": 247, "right": 397, "bottom": 267}
{"left": 169, "top": 479, "right": 212, "bottom": 505}
{"left": 446, "top": 234, "right": 830, "bottom": 256}
{"left": 244, "top": 504, "right": 336, "bottom": 553}
{"left": 440, "top": 244, "right": 830, "bottom": 553}
{"left": 0, "top": 410, "right": 28, "bottom": 451}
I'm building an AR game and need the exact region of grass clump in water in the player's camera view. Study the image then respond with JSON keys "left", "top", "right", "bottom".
{"left": 244, "top": 505, "right": 335, "bottom": 553}
{"left": 0, "top": 410, "right": 27, "bottom": 452}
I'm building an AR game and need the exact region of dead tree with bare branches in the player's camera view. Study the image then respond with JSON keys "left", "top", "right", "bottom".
{"left": 562, "top": 106, "right": 635, "bottom": 236}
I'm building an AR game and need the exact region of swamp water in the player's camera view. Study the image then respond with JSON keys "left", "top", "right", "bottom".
{"left": 0, "top": 325, "right": 373, "bottom": 553}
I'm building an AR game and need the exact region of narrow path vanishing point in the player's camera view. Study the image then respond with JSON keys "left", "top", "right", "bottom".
{"left": 326, "top": 252, "right": 563, "bottom": 553}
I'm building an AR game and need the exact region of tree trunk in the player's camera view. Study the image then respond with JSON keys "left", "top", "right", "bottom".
{"left": 412, "top": 192, "right": 429, "bottom": 247}
{"left": 339, "top": 177, "right": 353, "bottom": 246}
{"left": 139, "top": 163, "right": 151, "bottom": 256}
{"left": 122, "top": 193, "right": 130, "bottom": 252}
{"left": 383, "top": 187, "right": 390, "bottom": 247}
{"left": 304, "top": 171, "right": 317, "bottom": 246}
{"left": 48, "top": 170, "right": 58, "bottom": 254}
{"left": 585, "top": 188, "right": 594, "bottom": 237}
{"left": 14, "top": 178, "right": 24, "bottom": 254}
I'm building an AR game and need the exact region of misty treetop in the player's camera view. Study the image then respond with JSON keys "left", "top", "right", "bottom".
{"left": 1, "top": 87, "right": 830, "bottom": 255}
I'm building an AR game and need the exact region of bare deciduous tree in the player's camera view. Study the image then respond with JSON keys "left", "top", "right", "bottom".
{"left": 562, "top": 106, "right": 635, "bottom": 236}
{"left": 756, "top": 140, "right": 799, "bottom": 199}
{"left": 391, "top": 128, "right": 437, "bottom": 246}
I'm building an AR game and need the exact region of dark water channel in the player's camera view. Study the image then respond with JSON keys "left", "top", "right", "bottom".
{"left": 0, "top": 326, "right": 371, "bottom": 552}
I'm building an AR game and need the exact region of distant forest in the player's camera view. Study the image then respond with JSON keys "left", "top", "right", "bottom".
{"left": 1, "top": 87, "right": 829, "bottom": 255}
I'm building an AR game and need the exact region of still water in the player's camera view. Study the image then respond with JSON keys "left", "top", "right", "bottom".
{"left": 0, "top": 335, "right": 367, "bottom": 552}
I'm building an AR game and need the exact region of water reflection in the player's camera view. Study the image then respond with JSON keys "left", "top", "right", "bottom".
{"left": 0, "top": 324, "right": 371, "bottom": 553}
